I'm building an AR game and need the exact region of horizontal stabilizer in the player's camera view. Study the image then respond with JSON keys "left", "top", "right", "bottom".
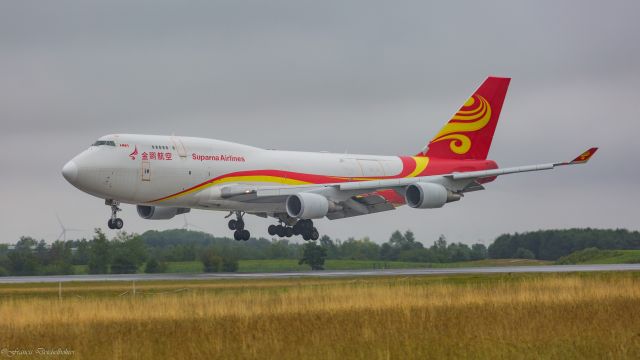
{"left": 569, "top": 147, "right": 598, "bottom": 164}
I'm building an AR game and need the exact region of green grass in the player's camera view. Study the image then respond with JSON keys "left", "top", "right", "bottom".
{"left": 557, "top": 249, "right": 640, "bottom": 265}
{"left": 162, "top": 258, "right": 551, "bottom": 274}
{"left": 73, "top": 258, "right": 552, "bottom": 275}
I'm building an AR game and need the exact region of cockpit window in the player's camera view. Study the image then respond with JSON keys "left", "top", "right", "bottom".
{"left": 91, "top": 140, "right": 116, "bottom": 147}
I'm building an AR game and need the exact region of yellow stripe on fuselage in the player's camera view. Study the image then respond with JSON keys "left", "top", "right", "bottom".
{"left": 154, "top": 175, "right": 311, "bottom": 202}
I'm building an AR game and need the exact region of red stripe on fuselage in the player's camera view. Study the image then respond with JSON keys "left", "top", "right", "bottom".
{"left": 149, "top": 157, "right": 498, "bottom": 203}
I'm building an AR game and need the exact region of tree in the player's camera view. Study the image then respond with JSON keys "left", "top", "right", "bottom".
{"left": 8, "top": 236, "right": 40, "bottom": 275}
{"left": 110, "top": 233, "right": 148, "bottom": 274}
{"left": 319, "top": 235, "right": 339, "bottom": 259}
{"left": 470, "top": 243, "right": 488, "bottom": 260}
{"left": 430, "top": 235, "right": 449, "bottom": 262}
{"left": 389, "top": 230, "right": 407, "bottom": 248}
{"left": 340, "top": 237, "right": 380, "bottom": 260}
{"left": 201, "top": 249, "right": 223, "bottom": 272}
{"left": 299, "top": 242, "right": 327, "bottom": 270}
{"left": 88, "top": 229, "right": 110, "bottom": 274}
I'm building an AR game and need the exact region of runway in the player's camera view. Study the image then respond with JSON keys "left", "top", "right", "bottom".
{"left": 1, "top": 264, "right": 640, "bottom": 284}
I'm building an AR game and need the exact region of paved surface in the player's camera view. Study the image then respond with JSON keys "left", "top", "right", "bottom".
{"left": 1, "top": 264, "right": 640, "bottom": 284}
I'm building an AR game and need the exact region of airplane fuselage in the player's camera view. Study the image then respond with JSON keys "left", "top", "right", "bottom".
{"left": 63, "top": 134, "right": 497, "bottom": 214}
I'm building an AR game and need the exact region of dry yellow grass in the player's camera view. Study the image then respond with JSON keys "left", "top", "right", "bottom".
{"left": 1, "top": 273, "right": 640, "bottom": 359}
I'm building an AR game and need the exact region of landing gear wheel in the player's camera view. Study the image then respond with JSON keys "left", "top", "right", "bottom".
{"left": 276, "top": 225, "right": 285, "bottom": 237}
{"left": 310, "top": 227, "right": 319, "bottom": 241}
{"left": 228, "top": 219, "right": 237, "bottom": 230}
{"left": 230, "top": 212, "right": 248, "bottom": 239}
{"left": 285, "top": 227, "right": 293, "bottom": 237}
{"left": 106, "top": 200, "right": 123, "bottom": 230}
{"left": 235, "top": 219, "right": 245, "bottom": 231}
{"left": 268, "top": 225, "right": 277, "bottom": 236}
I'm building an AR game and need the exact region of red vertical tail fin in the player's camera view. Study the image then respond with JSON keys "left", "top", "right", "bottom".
{"left": 419, "top": 76, "right": 510, "bottom": 160}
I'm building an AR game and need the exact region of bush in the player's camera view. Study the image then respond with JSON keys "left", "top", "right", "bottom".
{"left": 144, "top": 258, "right": 168, "bottom": 273}
{"left": 222, "top": 257, "right": 239, "bottom": 272}
{"left": 556, "top": 247, "right": 610, "bottom": 265}
{"left": 514, "top": 247, "right": 535, "bottom": 259}
{"left": 110, "top": 255, "right": 138, "bottom": 274}
{"left": 0, "top": 266, "right": 8, "bottom": 277}
{"left": 201, "top": 249, "right": 223, "bottom": 273}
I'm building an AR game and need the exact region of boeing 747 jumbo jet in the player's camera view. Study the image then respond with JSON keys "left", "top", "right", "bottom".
{"left": 62, "top": 77, "right": 597, "bottom": 241}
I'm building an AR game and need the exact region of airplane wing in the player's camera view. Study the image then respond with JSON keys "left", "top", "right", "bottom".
{"left": 211, "top": 147, "right": 598, "bottom": 218}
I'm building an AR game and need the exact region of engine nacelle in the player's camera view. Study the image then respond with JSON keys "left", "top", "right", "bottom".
{"left": 136, "top": 205, "right": 190, "bottom": 220}
{"left": 286, "top": 193, "right": 330, "bottom": 219}
{"left": 405, "top": 182, "right": 460, "bottom": 209}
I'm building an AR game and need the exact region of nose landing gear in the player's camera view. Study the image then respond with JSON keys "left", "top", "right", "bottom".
{"left": 227, "top": 211, "right": 250, "bottom": 241}
{"left": 106, "top": 200, "right": 124, "bottom": 230}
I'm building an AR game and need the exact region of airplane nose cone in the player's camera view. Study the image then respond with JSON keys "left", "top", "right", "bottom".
{"left": 62, "top": 160, "right": 78, "bottom": 183}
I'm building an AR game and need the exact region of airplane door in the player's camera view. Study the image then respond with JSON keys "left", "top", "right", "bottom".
{"left": 171, "top": 136, "right": 188, "bottom": 158}
{"left": 141, "top": 160, "right": 151, "bottom": 181}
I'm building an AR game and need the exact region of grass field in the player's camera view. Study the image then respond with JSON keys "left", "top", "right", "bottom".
{"left": 557, "top": 249, "right": 640, "bottom": 265}
{"left": 72, "top": 258, "right": 548, "bottom": 274}
{"left": 1, "top": 272, "right": 640, "bottom": 359}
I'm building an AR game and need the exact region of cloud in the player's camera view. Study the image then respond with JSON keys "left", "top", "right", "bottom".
{"left": 1, "top": 0, "right": 639, "bottom": 243}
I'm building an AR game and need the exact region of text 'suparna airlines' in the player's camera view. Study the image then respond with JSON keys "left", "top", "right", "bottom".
{"left": 62, "top": 77, "right": 597, "bottom": 241}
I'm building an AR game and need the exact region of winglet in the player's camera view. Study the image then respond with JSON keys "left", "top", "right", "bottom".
{"left": 570, "top": 147, "right": 598, "bottom": 164}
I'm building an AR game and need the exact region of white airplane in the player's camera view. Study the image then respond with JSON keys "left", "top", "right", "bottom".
{"left": 62, "top": 77, "right": 597, "bottom": 241}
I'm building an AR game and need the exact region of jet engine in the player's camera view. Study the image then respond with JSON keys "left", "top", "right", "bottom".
{"left": 405, "top": 182, "right": 461, "bottom": 209}
{"left": 136, "top": 205, "right": 191, "bottom": 220}
{"left": 286, "top": 193, "right": 330, "bottom": 219}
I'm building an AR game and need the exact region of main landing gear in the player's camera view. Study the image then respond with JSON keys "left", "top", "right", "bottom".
{"left": 228, "top": 211, "right": 250, "bottom": 241}
{"left": 268, "top": 219, "right": 319, "bottom": 241}
{"left": 106, "top": 200, "right": 124, "bottom": 230}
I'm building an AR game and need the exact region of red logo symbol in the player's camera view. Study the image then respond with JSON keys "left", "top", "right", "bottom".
{"left": 129, "top": 146, "right": 138, "bottom": 160}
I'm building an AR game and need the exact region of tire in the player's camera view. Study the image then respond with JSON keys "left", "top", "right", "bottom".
{"left": 233, "top": 230, "right": 242, "bottom": 241}
{"left": 235, "top": 220, "right": 245, "bottom": 231}
{"left": 242, "top": 230, "right": 250, "bottom": 241}
{"left": 114, "top": 218, "right": 124, "bottom": 230}
{"left": 268, "top": 225, "right": 277, "bottom": 236}
{"left": 228, "top": 219, "right": 237, "bottom": 230}
{"left": 302, "top": 220, "right": 313, "bottom": 231}
{"left": 292, "top": 224, "right": 301, "bottom": 236}
{"left": 276, "top": 225, "right": 285, "bottom": 237}
{"left": 310, "top": 228, "right": 319, "bottom": 241}
{"left": 285, "top": 227, "right": 293, "bottom": 237}
{"left": 107, "top": 219, "right": 114, "bottom": 229}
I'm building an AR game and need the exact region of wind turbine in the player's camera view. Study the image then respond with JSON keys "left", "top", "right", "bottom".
{"left": 56, "top": 214, "right": 84, "bottom": 242}
{"left": 182, "top": 214, "right": 205, "bottom": 231}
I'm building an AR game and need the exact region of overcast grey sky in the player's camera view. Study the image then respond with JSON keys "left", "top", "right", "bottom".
{"left": 1, "top": 0, "right": 639, "bottom": 244}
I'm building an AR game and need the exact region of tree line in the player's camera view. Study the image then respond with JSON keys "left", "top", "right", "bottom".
{"left": 0, "top": 227, "right": 638, "bottom": 275}
{"left": 487, "top": 228, "right": 640, "bottom": 260}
